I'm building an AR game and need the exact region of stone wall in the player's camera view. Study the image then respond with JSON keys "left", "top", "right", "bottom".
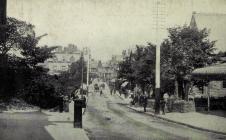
{"left": 172, "top": 100, "right": 196, "bottom": 113}
{"left": 146, "top": 99, "right": 196, "bottom": 113}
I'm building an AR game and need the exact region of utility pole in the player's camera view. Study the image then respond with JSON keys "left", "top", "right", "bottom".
{"left": 0, "top": 0, "right": 7, "bottom": 44}
{"left": 0, "top": 0, "right": 7, "bottom": 111}
{"left": 81, "top": 49, "right": 84, "bottom": 94}
{"left": 86, "top": 47, "right": 90, "bottom": 95}
{"left": 153, "top": 0, "right": 166, "bottom": 114}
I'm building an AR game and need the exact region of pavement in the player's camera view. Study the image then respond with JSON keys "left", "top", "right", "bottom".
{"left": 0, "top": 101, "right": 89, "bottom": 140}
{"left": 43, "top": 102, "right": 89, "bottom": 140}
{"left": 115, "top": 92, "right": 226, "bottom": 135}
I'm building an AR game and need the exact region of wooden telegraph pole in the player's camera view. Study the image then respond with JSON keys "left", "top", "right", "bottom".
{"left": 153, "top": 0, "right": 166, "bottom": 114}
{"left": 0, "top": 0, "right": 7, "bottom": 44}
{"left": 81, "top": 49, "right": 84, "bottom": 94}
{"left": 86, "top": 47, "right": 90, "bottom": 95}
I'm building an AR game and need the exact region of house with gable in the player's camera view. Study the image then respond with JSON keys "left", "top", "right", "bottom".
{"left": 190, "top": 12, "right": 226, "bottom": 110}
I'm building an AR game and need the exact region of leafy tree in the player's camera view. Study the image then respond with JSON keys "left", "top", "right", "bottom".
{"left": 118, "top": 50, "right": 134, "bottom": 88}
{"left": 132, "top": 44, "right": 155, "bottom": 93}
{"left": 161, "top": 25, "right": 216, "bottom": 99}
{"left": 55, "top": 54, "right": 87, "bottom": 96}
{"left": 0, "top": 17, "right": 56, "bottom": 105}
{"left": 117, "top": 44, "right": 156, "bottom": 94}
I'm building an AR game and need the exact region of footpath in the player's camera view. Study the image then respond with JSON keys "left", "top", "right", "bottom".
{"left": 115, "top": 92, "right": 226, "bottom": 135}
{"left": 43, "top": 102, "right": 89, "bottom": 140}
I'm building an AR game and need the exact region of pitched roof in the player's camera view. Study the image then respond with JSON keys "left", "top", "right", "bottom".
{"left": 192, "top": 63, "right": 226, "bottom": 80}
{"left": 190, "top": 12, "right": 226, "bottom": 52}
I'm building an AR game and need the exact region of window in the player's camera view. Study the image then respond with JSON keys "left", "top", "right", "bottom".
{"left": 223, "top": 81, "right": 226, "bottom": 88}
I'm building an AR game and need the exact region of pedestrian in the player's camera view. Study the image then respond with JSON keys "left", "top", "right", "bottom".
{"left": 110, "top": 87, "right": 113, "bottom": 95}
{"left": 113, "top": 88, "right": 116, "bottom": 94}
{"left": 143, "top": 93, "right": 148, "bottom": 112}
{"left": 64, "top": 95, "right": 69, "bottom": 112}
{"left": 160, "top": 99, "right": 166, "bottom": 115}
{"left": 100, "top": 89, "right": 103, "bottom": 96}
{"left": 163, "top": 92, "right": 169, "bottom": 112}
{"left": 131, "top": 92, "right": 134, "bottom": 100}
{"left": 133, "top": 94, "right": 138, "bottom": 105}
{"left": 59, "top": 94, "right": 64, "bottom": 113}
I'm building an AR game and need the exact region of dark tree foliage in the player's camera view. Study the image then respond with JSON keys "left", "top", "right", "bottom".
{"left": 0, "top": 17, "right": 56, "bottom": 108}
{"left": 117, "top": 25, "right": 216, "bottom": 100}
{"left": 54, "top": 55, "right": 87, "bottom": 96}
{"left": 118, "top": 44, "right": 156, "bottom": 93}
{"left": 161, "top": 25, "right": 216, "bottom": 99}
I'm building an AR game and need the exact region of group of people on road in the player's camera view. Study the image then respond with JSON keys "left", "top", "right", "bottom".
{"left": 130, "top": 87, "right": 170, "bottom": 115}
{"left": 93, "top": 82, "right": 106, "bottom": 96}
{"left": 131, "top": 92, "right": 148, "bottom": 112}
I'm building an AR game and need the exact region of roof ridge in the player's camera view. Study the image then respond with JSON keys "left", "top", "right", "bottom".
{"left": 194, "top": 12, "right": 226, "bottom": 16}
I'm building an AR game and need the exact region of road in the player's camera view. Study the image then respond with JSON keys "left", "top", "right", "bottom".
{"left": 83, "top": 90, "right": 226, "bottom": 140}
{"left": 0, "top": 88, "right": 226, "bottom": 140}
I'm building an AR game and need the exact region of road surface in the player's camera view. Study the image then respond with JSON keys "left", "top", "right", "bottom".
{"left": 83, "top": 90, "right": 226, "bottom": 140}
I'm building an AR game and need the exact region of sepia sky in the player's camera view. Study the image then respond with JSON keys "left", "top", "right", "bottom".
{"left": 8, "top": 0, "right": 226, "bottom": 61}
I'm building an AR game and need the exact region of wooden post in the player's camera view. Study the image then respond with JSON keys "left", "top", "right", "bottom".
{"left": 86, "top": 48, "right": 90, "bottom": 95}
{"left": 155, "top": 45, "right": 160, "bottom": 114}
{"left": 154, "top": 0, "right": 161, "bottom": 114}
{"left": 81, "top": 50, "right": 84, "bottom": 93}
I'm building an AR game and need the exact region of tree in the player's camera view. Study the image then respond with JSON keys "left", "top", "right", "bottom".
{"left": 161, "top": 25, "right": 216, "bottom": 99}
{"left": 117, "top": 44, "right": 156, "bottom": 94}
{"left": 55, "top": 54, "right": 87, "bottom": 95}
{"left": 132, "top": 44, "right": 155, "bottom": 93}
{"left": 118, "top": 50, "right": 134, "bottom": 88}
{"left": 0, "top": 17, "right": 56, "bottom": 104}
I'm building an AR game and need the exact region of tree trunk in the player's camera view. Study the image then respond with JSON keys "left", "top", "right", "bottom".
{"left": 174, "top": 80, "right": 178, "bottom": 98}
{"left": 178, "top": 78, "right": 185, "bottom": 100}
{"left": 184, "top": 81, "right": 190, "bottom": 101}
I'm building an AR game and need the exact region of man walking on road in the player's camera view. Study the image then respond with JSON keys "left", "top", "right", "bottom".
{"left": 160, "top": 99, "right": 166, "bottom": 115}
{"left": 110, "top": 86, "right": 113, "bottom": 95}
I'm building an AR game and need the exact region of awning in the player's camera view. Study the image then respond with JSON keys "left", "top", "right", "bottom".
{"left": 121, "top": 81, "right": 129, "bottom": 87}
{"left": 192, "top": 63, "right": 226, "bottom": 80}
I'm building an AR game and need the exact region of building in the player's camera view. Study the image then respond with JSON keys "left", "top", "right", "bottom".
{"left": 190, "top": 12, "right": 226, "bottom": 97}
{"left": 97, "top": 55, "right": 123, "bottom": 81}
{"left": 98, "top": 62, "right": 114, "bottom": 81}
{"left": 109, "top": 55, "right": 123, "bottom": 78}
{"left": 192, "top": 63, "right": 226, "bottom": 110}
{"left": 41, "top": 44, "right": 88, "bottom": 75}
{"left": 190, "top": 12, "right": 226, "bottom": 52}
{"left": 189, "top": 12, "right": 226, "bottom": 110}
{"left": 89, "top": 59, "right": 99, "bottom": 80}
